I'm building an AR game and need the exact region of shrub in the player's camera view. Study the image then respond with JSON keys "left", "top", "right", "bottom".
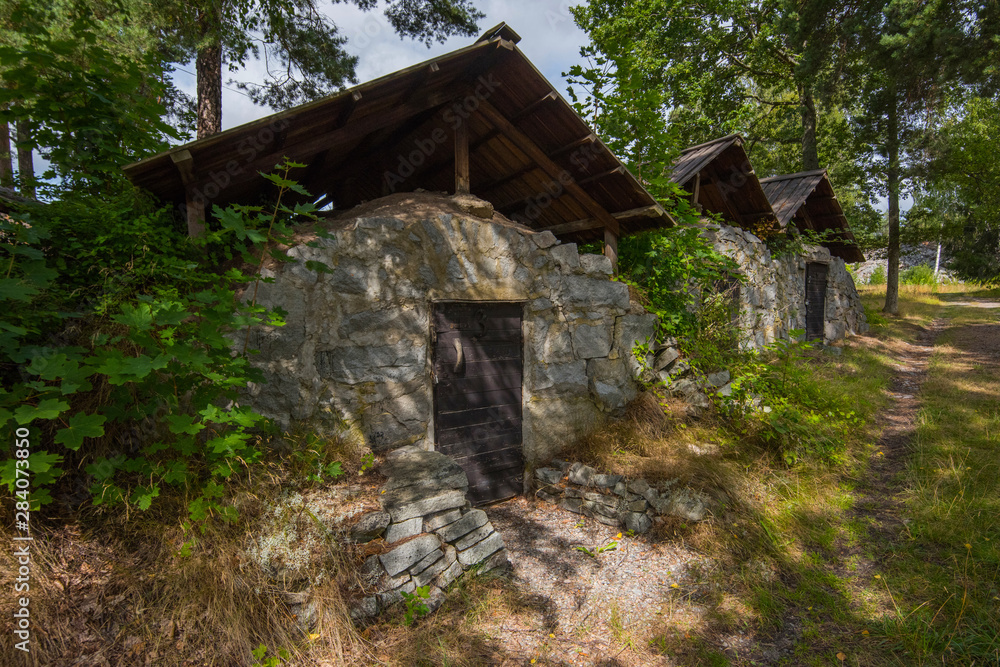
{"left": 868, "top": 265, "right": 886, "bottom": 285}
{"left": 900, "top": 264, "right": 937, "bottom": 286}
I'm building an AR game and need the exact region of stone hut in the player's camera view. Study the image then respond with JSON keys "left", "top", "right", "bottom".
{"left": 244, "top": 192, "right": 655, "bottom": 504}
{"left": 123, "top": 25, "right": 674, "bottom": 505}
{"left": 670, "top": 136, "right": 868, "bottom": 346}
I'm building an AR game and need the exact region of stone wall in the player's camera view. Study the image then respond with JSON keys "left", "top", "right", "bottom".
{"left": 349, "top": 448, "right": 508, "bottom": 621}
{"left": 702, "top": 222, "right": 868, "bottom": 348}
{"left": 533, "top": 460, "right": 715, "bottom": 534}
{"left": 243, "top": 193, "right": 655, "bottom": 465}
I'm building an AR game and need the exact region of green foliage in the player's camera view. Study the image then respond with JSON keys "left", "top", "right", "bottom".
{"left": 575, "top": 538, "right": 619, "bottom": 558}
{"left": 900, "top": 264, "right": 938, "bottom": 286}
{"left": 720, "top": 330, "right": 860, "bottom": 465}
{"left": 400, "top": 585, "right": 432, "bottom": 626}
{"left": 869, "top": 265, "right": 887, "bottom": 285}
{"left": 251, "top": 643, "right": 290, "bottom": 667}
{"left": 0, "top": 162, "right": 326, "bottom": 522}
{"left": 0, "top": 5, "right": 180, "bottom": 193}
{"left": 618, "top": 203, "right": 741, "bottom": 339}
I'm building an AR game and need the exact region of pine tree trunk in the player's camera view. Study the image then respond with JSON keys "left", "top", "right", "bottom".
{"left": 0, "top": 118, "right": 12, "bottom": 189}
{"left": 15, "top": 120, "right": 33, "bottom": 197}
{"left": 882, "top": 87, "right": 900, "bottom": 315}
{"left": 196, "top": 7, "right": 223, "bottom": 139}
{"left": 801, "top": 89, "right": 820, "bottom": 171}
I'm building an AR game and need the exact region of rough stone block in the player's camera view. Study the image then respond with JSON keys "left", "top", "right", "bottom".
{"left": 572, "top": 324, "right": 612, "bottom": 359}
{"left": 551, "top": 243, "right": 581, "bottom": 271}
{"left": 535, "top": 467, "right": 563, "bottom": 485}
{"left": 537, "top": 489, "right": 561, "bottom": 503}
{"left": 423, "top": 508, "right": 462, "bottom": 533}
{"left": 612, "top": 481, "right": 627, "bottom": 497}
{"left": 478, "top": 547, "right": 510, "bottom": 575}
{"left": 706, "top": 370, "right": 731, "bottom": 388}
{"left": 653, "top": 347, "right": 680, "bottom": 371}
{"left": 593, "top": 513, "right": 620, "bottom": 526}
{"left": 580, "top": 253, "right": 613, "bottom": 276}
{"left": 567, "top": 463, "right": 595, "bottom": 486}
{"left": 458, "top": 531, "right": 504, "bottom": 566}
{"left": 414, "top": 547, "right": 455, "bottom": 587}
{"left": 559, "top": 498, "right": 583, "bottom": 514}
{"left": 379, "top": 534, "right": 442, "bottom": 577}
{"left": 350, "top": 596, "right": 379, "bottom": 620}
{"left": 614, "top": 313, "right": 658, "bottom": 355}
{"left": 668, "top": 489, "right": 708, "bottom": 522}
{"left": 350, "top": 511, "right": 390, "bottom": 543}
{"left": 628, "top": 499, "right": 649, "bottom": 513}
{"left": 533, "top": 360, "right": 588, "bottom": 391}
{"left": 385, "top": 517, "right": 423, "bottom": 544}
{"left": 591, "top": 380, "right": 626, "bottom": 411}
{"left": 564, "top": 276, "right": 630, "bottom": 310}
{"left": 409, "top": 547, "right": 445, "bottom": 577}
{"left": 383, "top": 489, "right": 467, "bottom": 523}
{"left": 377, "top": 580, "right": 416, "bottom": 607}
{"left": 454, "top": 524, "right": 494, "bottom": 551}
{"left": 591, "top": 473, "right": 623, "bottom": 489}
{"left": 623, "top": 511, "right": 652, "bottom": 534}
{"left": 532, "top": 231, "right": 558, "bottom": 248}
{"left": 381, "top": 450, "right": 468, "bottom": 493}
{"left": 627, "top": 479, "right": 650, "bottom": 495}
{"left": 435, "top": 559, "right": 464, "bottom": 589}
{"left": 436, "top": 509, "right": 489, "bottom": 543}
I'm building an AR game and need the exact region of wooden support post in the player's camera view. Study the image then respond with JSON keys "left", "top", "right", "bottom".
{"left": 171, "top": 150, "right": 205, "bottom": 237}
{"left": 185, "top": 190, "right": 206, "bottom": 238}
{"left": 454, "top": 121, "right": 470, "bottom": 194}
{"left": 604, "top": 226, "right": 618, "bottom": 275}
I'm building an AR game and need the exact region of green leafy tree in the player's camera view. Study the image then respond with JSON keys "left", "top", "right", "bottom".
{"left": 845, "top": 0, "right": 998, "bottom": 313}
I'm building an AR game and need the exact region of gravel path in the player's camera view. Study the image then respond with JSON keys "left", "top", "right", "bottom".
{"left": 484, "top": 497, "right": 708, "bottom": 665}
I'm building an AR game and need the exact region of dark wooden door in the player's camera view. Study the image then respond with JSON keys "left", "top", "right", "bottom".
{"left": 432, "top": 302, "right": 523, "bottom": 505}
{"left": 805, "top": 263, "right": 828, "bottom": 341}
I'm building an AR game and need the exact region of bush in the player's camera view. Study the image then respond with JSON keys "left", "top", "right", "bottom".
{"left": 868, "top": 265, "right": 886, "bottom": 285}
{"left": 900, "top": 264, "right": 938, "bottom": 286}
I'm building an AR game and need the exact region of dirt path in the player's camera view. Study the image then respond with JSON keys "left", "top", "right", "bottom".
{"left": 739, "top": 316, "right": 951, "bottom": 665}
{"left": 483, "top": 497, "right": 708, "bottom": 666}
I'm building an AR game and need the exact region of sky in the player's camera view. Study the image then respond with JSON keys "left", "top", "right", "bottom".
{"left": 170, "top": 0, "right": 592, "bottom": 133}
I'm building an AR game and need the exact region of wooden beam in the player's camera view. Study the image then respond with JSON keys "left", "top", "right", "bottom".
{"left": 604, "top": 227, "right": 618, "bottom": 274}
{"left": 476, "top": 100, "right": 619, "bottom": 236}
{"left": 577, "top": 165, "right": 624, "bottom": 187}
{"left": 335, "top": 90, "right": 363, "bottom": 128}
{"left": 476, "top": 161, "right": 541, "bottom": 194}
{"left": 551, "top": 133, "right": 597, "bottom": 158}
{"left": 454, "top": 121, "right": 470, "bottom": 194}
{"left": 171, "top": 150, "right": 205, "bottom": 237}
{"left": 511, "top": 91, "right": 557, "bottom": 122}
{"left": 240, "top": 88, "right": 457, "bottom": 179}
{"left": 539, "top": 204, "right": 666, "bottom": 235}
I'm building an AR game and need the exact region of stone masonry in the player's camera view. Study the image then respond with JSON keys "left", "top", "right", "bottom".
{"left": 349, "top": 447, "right": 508, "bottom": 621}
{"left": 702, "top": 222, "right": 868, "bottom": 349}
{"left": 533, "top": 460, "right": 714, "bottom": 532}
{"left": 243, "top": 193, "right": 655, "bottom": 465}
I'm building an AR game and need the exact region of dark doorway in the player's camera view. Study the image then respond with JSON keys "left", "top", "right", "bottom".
{"left": 805, "top": 263, "right": 828, "bottom": 341}
{"left": 432, "top": 302, "right": 523, "bottom": 505}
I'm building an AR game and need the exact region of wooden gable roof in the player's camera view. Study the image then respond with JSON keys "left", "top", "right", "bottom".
{"left": 760, "top": 169, "right": 865, "bottom": 263}
{"left": 669, "top": 134, "right": 778, "bottom": 231}
{"left": 123, "top": 24, "right": 670, "bottom": 246}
